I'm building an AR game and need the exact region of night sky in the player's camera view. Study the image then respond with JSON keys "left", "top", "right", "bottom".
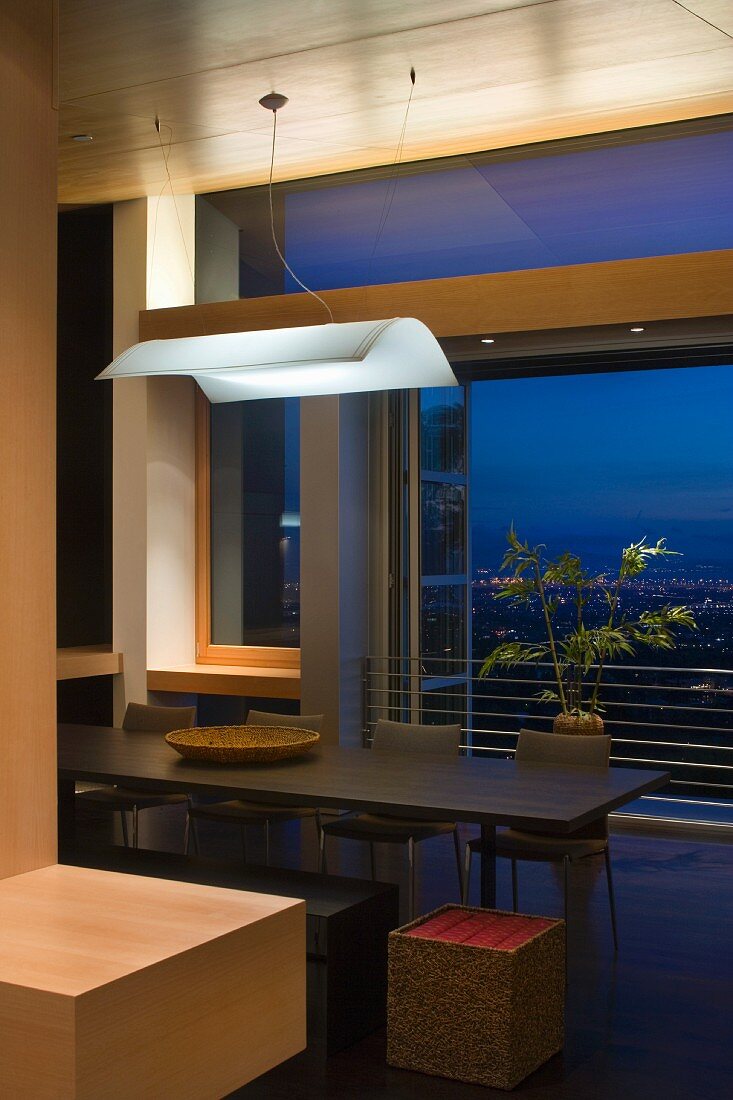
{"left": 285, "top": 131, "right": 733, "bottom": 290}
{"left": 470, "top": 364, "right": 733, "bottom": 573}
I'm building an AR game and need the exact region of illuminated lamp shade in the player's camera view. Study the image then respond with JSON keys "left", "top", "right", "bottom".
{"left": 96, "top": 318, "right": 458, "bottom": 401}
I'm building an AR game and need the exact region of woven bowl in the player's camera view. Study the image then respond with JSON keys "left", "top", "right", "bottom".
{"left": 164, "top": 724, "right": 320, "bottom": 764}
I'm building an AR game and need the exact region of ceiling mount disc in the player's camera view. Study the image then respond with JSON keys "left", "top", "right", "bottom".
{"left": 259, "top": 92, "right": 289, "bottom": 112}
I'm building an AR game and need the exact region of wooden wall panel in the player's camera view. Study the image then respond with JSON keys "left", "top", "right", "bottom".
{"left": 0, "top": 1, "right": 58, "bottom": 877}
{"left": 139, "top": 250, "right": 733, "bottom": 343}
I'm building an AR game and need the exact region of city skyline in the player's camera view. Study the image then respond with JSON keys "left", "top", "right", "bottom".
{"left": 468, "top": 363, "right": 733, "bottom": 669}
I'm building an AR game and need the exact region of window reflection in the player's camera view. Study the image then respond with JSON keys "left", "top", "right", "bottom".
{"left": 210, "top": 397, "right": 300, "bottom": 647}
{"left": 421, "top": 483, "right": 466, "bottom": 576}
{"left": 421, "top": 585, "right": 466, "bottom": 676}
{"left": 420, "top": 388, "right": 465, "bottom": 474}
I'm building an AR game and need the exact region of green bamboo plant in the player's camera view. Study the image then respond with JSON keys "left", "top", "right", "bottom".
{"left": 479, "top": 527, "right": 698, "bottom": 718}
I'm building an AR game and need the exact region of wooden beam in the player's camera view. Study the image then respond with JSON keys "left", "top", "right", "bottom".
{"left": 139, "top": 251, "right": 733, "bottom": 343}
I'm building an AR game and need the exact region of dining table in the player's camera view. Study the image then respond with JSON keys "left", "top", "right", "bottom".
{"left": 57, "top": 723, "right": 669, "bottom": 907}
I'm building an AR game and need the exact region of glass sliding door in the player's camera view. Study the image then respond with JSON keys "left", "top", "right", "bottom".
{"left": 418, "top": 386, "right": 471, "bottom": 734}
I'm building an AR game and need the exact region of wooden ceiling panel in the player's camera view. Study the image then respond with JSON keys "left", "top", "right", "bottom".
{"left": 59, "top": 128, "right": 399, "bottom": 204}
{"left": 682, "top": 1, "right": 733, "bottom": 39}
{"left": 241, "top": 50, "right": 733, "bottom": 152}
{"left": 58, "top": 0, "right": 733, "bottom": 203}
{"left": 59, "top": 0, "right": 517, "bottom": 99}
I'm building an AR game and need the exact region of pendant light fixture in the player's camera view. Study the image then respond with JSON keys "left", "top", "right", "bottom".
{"left": 98, "top": 83, "right": 458, "bottom": 402}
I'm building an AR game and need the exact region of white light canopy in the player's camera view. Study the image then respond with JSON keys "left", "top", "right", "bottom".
{"left": 97, "top": 318, "right": 458, "bottom": 401}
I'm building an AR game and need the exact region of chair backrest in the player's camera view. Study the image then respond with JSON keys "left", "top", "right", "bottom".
{"left": 515, "top": 728, "right": 611, "bottom": 839}
{"left": 372, "top": 719, "right": 461, "bottom": 756}
{"left": 246, "top": 709, "right": 324, "bottom": 733}
{"left": 515, "top": 728, "right": 611, "bottom": 767}
{"left": 122, "top": 702, "right": 196, "bottom": 734}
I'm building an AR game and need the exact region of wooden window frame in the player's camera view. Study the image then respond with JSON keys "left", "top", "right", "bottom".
{"left": 195, "top": 388, "right": 301, "bottom": 670}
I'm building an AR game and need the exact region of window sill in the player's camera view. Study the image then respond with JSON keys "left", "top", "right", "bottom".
{"left": 147, "top": 663, "right": 300, "bottom": 699}
{"left": 57, "top": 645, "right": 123, "bottom": 681}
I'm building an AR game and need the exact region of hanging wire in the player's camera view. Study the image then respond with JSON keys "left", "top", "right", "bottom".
{"left": 366, "top": 67, "right": 416, "bottom": 283}
{"left": 149, "top": 118, "right": 195, "bottom": 294}
{"left": 267, "top": 110, "right": 334, "bottom": 324}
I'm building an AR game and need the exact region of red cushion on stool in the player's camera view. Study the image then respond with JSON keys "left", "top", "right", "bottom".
{"left": 405, "top": 907, "right": 555, "bottom": 950}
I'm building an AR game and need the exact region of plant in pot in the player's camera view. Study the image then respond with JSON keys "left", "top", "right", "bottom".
{"left": 479, "top": 527, "right": 698, "bottom": 735}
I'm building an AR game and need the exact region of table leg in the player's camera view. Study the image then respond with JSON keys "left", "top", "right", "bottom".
{"left": 480, "top": 822, "right": 497, "bottom": 909}
{"left": 57, "top": 775, "right": 76, "bottom": 856}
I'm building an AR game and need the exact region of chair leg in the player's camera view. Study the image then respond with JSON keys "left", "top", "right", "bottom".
{"left": 319, "top": 828, "right": 327, "bottom": 874}
{"left": 120, "top": 810, "right": 129, "bottom": 848}
{"left": 462, "top": 843, "right": 472, "bottom": 905}
{"left": 264, "top": 820, "right": 270, "bottom": 866}
{"left": 181, "top": 800, "right": 195, "bottom": 858}
{"left": 604, "top": 847, "right": 619, "bottom": 952}
{"left": 407, "top": 837, "right": 416, "bottom": 921}
{"left": 563, "top": 856, "right": 570, "bottom": 983}
{"left": 132, "top": 805, "right": 139, "bottom": 850}
{"left": 240, "top": 825, "right": 248, "bottom": 864}
{"left": 563, "top": 856, "right": 569, "bottom": 926}
{"left": 369, "top": 841, "right": 376, "bottom": 881}
{"left": 452, "top": 828, "right": 463, "bottom": 900}
{"left": 511, "top": 859, "right": 519, "bottom": 913}
{"left": 314, "top": 811, "right": 324, "bottom": 872}
{"left": 190, "top": 812, "right": 200, "bottom": 856}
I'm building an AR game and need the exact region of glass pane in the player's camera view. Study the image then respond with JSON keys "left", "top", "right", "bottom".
{"left": 420, "top": 387, "right": 466, "bottom": 474}
{"left": 197, "top": 127, "right": 733, "bottom": 299}
{"left": 470, "top": 364, "right": 733, "bottom": 669}
{"left": 421, "top": 585, "right": 466, "bottom": 676}
{"left": 421, "top": 682, "right": 467, "bottom": 727}
{"left": 421, "top": 482, "right": 465, "bottom": 576}
{"left": 210, "top": 397, "right": 300, "bottom": 647}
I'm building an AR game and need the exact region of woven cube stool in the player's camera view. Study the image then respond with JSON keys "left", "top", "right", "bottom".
{"left": 387, "top": 904, "right": 565, "bottom": 1091}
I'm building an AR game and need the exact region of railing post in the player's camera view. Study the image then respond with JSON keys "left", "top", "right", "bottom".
{"left": 361, "top": 656, "right": 369, "bottom": 747}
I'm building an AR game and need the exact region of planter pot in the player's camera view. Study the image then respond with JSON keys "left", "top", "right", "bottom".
{"left": 553, "top": 713, "right": 604, "bottom": 736}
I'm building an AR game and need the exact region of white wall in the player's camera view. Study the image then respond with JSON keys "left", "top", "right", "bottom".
{"left": 146, "top": 376, "right": 197, "bottom": 669}
{"left": 146, "top": 195, "right": 195, "bottom": 310}
{"left": 112, "top": 200, "right": 149, "bottom": 719}
{"left": 300, "top": 394, "right": 370, "bottom": 745}
{"left": 195, "top": 197, "right": 240, "bottom": 303}
{"left": 112, "top": 196, "right": 196, "bottom": 720}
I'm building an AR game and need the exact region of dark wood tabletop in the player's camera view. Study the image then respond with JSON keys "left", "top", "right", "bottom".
{"left": 58, "top": 723, "right": 668, "bottom": 906}
{"left": 58, "top": 722, "right": 667, "bottom": 829}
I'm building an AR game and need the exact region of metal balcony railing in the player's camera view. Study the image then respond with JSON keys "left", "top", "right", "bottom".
{"left": 363, "top": 656, "right": 733, "bottom": 824}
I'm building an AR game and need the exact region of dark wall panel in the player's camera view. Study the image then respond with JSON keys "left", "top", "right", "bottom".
{"left": 57, "top": 206, "right": 113, "bottom": 650}
{"left": 57, "top": 207, "right": 113, "bottom": 726}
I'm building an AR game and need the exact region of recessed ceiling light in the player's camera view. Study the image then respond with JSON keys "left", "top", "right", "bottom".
{"left": 71, "top": 134, "right": 93, "bottom": 142}
{"left": 481, "top": 338, "right": 495, "bottom": 344}
{"left": 630, "top": 326, "right": 645, "bottom": 333}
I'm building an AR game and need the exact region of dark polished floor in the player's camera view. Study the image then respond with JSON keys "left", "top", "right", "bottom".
{"left": 76, "top": 804, "right": 733, "bottom": 1100}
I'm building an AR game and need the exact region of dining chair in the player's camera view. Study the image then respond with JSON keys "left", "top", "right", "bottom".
{"left": 185, "top": 710, "right": 325, "bottom": 866}
{"left": 75, "top": 702, "right": 197, "bottom": 851}
{"left": 319, "top": 719, "right": 463, "bottom": 920}
{"left": 462, "top": 728, "right": 618, "bottom": 950}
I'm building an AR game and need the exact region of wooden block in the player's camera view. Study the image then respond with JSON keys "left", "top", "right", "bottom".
{"left": 56, "top": 645, "right": 124, "bottom": 681}
{"left": 0, "top": 864, "right": 305, "bottom": 1099}
{"left": 147, "top": 662, "right": 301, "bottom": 699}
